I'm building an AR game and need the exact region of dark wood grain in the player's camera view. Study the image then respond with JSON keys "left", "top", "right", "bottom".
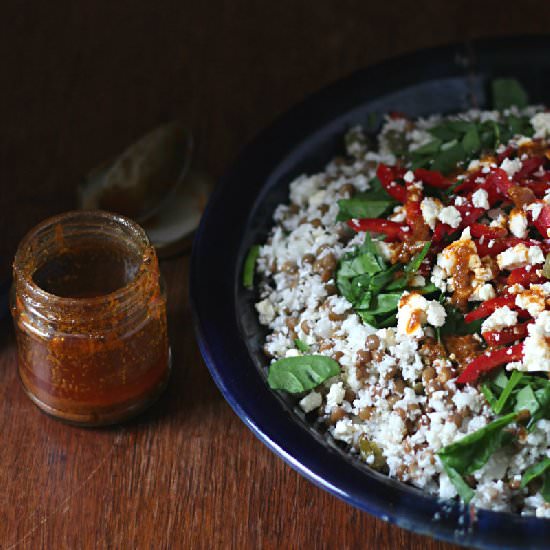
{"left": 1, "top": 1, "right": 550, "bottom": 548}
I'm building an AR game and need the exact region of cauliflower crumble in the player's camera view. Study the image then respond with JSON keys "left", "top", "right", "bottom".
{"left": 253, "top": 103, "right": 550, "bottom": 517}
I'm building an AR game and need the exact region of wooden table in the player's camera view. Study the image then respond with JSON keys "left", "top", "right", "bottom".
{"left": 2, "top": 2, "right": 550, "bottom": 548}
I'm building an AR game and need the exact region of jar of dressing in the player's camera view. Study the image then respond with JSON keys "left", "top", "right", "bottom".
{"left": 11, "top": 210, "right": 170, "bottom": 426}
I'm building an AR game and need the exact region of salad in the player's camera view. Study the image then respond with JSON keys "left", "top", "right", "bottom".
{"left": 245, "top": 79, "right": 550, "bottom": 516}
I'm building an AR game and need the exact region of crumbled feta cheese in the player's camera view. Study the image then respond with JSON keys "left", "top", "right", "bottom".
{"left": 508, "top": 208, "right": 528, "bottom": 238}
{"left": 420, "top": 197, "right": 443, "bottom": 230}
{"left": 403, "top": 170, "right": 415, "bottom": 183}
{"left": 332, "top": 418, "right": 356, "bottom": 444}
{"left": 481, "top": 306, "right": 518, "bottom": 333}
{"left": 525, "top": 201, "right": 544, "bottom": 221}
{"left": 472, "top": 188, "right": 490, "bottom": 210}
{"left": 521, "top": 311, "right": 550, "bottom": 372}
{"left": 430, "top": 265, "right": 447, "bottom": 292}
{"left": 515, "top": 286, "right": 547, "bottom": 318}
{"left": 454, "top": 196, "right": 467, "bottom": 206}
{"left": 426, "top": 301, "right": 446, "bottom": 327}
{"left": 500, "top": 158, "right": 522, "bottom": 177}
{"left": 375, "top": 240, "right": 395, "bottom": 261}
{"left": 469, "top": 283, "right": 496, "bottom": 302}
{"left": 299, "top": 391, "right": 322, "bottom": 413}
{"left": 397, "top": 291, "right": 428, "bottom": 338}
{"left": 256, "top": 298, "right": 276, "bottom": 324}
{"left": 389, "top": 205, "right": 407, "bottom": 223}
{"left": 489, "top": 212, "right": 508, "bottom": 229}
{"left": 497, "top": 244, "right": 544, "bottom": 271}
{"left": 436, "top": 227, "right": 480, "bottom": 282}
{"left": 438, "top": 206, "right": 462, "bottom": 229}
{"left": 326, "top": 382, "right": 346, "bottom": 409}
{"left": 531, "top": 112, "right": 550, "bottom": 139}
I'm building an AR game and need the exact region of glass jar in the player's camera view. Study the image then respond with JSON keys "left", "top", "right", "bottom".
{"left": 11, "top": 210, "right": 170, "bottom": 426}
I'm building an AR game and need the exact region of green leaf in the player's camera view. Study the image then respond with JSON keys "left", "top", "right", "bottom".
{"left": 243, "top": 245, "right": 260, "bottom": 289}
{"left": 429, "top": 123, "right": 460, "bottom": 142}
{"left": 493, "top": 370, "right": 510, "bottom": 391}
{"left": 431, "top": 142, "right": 466, "bottom": 174}
{"left": 441, "top": 463, "right": 475, "bottom": 504}
{"left": 528, "top": 384, "right": 550, "bottom": 429}
{"left": 515, "top": 385, "right": 540, "bottom": 416}
{"left": 365, "top": 176, "right": 398, "bottom": 200}
{"left": 542, "top": 471, "right": 550, "bottom": 503}
{"left": 336, "top": 197, "right": 395, "bottom": 222}
{"left": 440, "top": 304, "right": 483, "bottom": 337}
{"left": 267, "top": 355, "right": 340, "bottom": 393}
{"left": 494, "top": 370, "right": 523, "bottom": 414}
{"left": 481, "top": 383, "right": 498, "bottom": 410}
{"left": 492, "top": 78, "right": 529, "bottom": 110}
{"left": 412, "top": 139, "right": 442, "bottom": 156}
{"left": 366, "top": 293, "right": 402, "bottom": 315}
{"left": 351, "top": 253, "right": 384, "bottom": 276}
{"left": 520, "top": 457, "right": 550, "bottom": 489}
{"left": 404, "top": 242, "right": 431, "bottom": 274}
{"left": 462, "top": 126, "right": 481, "bottom": 156}
{"left": 438, "top": 412, "right": 518, "bottom": 476}
{"left": 294, "top": 338, "right": 310, "bottom": 353}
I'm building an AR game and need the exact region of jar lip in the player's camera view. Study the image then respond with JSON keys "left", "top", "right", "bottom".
{"left": 14, "top": 210, "right": 154, "bottom": 306}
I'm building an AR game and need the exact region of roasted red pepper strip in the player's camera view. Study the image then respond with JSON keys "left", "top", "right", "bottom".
{"left": 486, "top": 167, "right": 513, "bottom": 197}
{"left": 533, "top": 204, "right": 550, "bottom": 239}
{"left": 497, "top": 146, "right": 515, "bottom": 163}
{"left": 456, "top": 343, "right": 524, "bottom": 385}
{"left": 376, "top": 164, "right": 407, "bottom": 202}
{"left": 469, "top": 223, "right": 507, "bottom": 240}
{"left": 454, "top": 169, "right": 482, "bottom": 194}
{"left": 464, "top": 294, "right": 516, "bottom": 323}
{"left": 523, "top": 181, "right": 550, "bottom": 198}
{"left": 346, "top": 218, "right": 407, "bottom": 241}
{"left": 482, "top": 323, "right": 529, "bottom": 346}
{"left": 475, "top": 237, "right": 548, "bottom": 257}
{"left": 432, "top": 222, "right": 453, "bottom": 243}
{"left": 413, "top": 168, "right": 452, "bottom": 189}
{"left": 455, "top": 203, "right": 484, "bottom": 227}
{"left": 507, "top": 266, "right": 546, "bottom": 286}
{"left": 516, "top": 156, "right": 545, "bottom": 180}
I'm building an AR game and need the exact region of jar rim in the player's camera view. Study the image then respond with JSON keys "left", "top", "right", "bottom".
{"left": 13, "top": 210, "right": 154, "bottom": 307}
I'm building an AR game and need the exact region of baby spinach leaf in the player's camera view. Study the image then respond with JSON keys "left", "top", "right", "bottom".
{"left": 336, "top": 177, "right": 399, "bottom": 222}
{"left": 294, "top": 338, "right": 310, "bottom": 353}
{"left": 430, "top": 142, "right": 466, "bottom": 174}
{"left": 492, "top": 78, "right": 529, "bottom": 110}
{"left": 439, "top": 304, "right": 483, "bottom": 337}
{"left": 267, "top": 355, "right": 340, "bottom": 393}
{"left": 462, "top": 126, "right": 481, "bottom": 156}
{"left": 494, "top": 370, "right": 523, "bottom": 414}
{"left": 366, "top": 293, "right": 402, "bottom": 315}
{"left": 515, "top": 385, "right": 540, "bottom": 416}
{"left": 405, "top": 242, "right": 431, "bottom": 274}
{"left": 429, "top": 124, "right": 459, "bottom": 142}
{"left": 336, "top": 197, "right": 395, "bottom": 222}
{"left": 528, "top": 384, "right": 550, "bottom": 430}
{"left": 243, "top": 245, "right": 260, "bottom": 289}
{"left": 442, "top": 463, "right": 475, "bottom": 504}
{"left": 438, "top": 412, "right": 518, "bottom": 477}
{"left": 520, "top": 457, "right": 550, "bottom": 489}
{"left": 412, "top": 139, "right": 442, "bottom": 156}
{"left": 481, "top": 383, "right": 498, "bottom": 410}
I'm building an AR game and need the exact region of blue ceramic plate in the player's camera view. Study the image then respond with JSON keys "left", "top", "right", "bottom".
{"left": 191, "top": 36, "right": 550, "bottom": 549}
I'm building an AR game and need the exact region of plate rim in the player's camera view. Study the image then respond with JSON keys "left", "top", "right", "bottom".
{"left": 191, "top": 35, "right": 550, "bottom": 549}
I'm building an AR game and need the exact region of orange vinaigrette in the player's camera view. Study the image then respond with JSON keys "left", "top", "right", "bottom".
{"left": 11, "top": 210, "right": 170, "bottom": 426}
